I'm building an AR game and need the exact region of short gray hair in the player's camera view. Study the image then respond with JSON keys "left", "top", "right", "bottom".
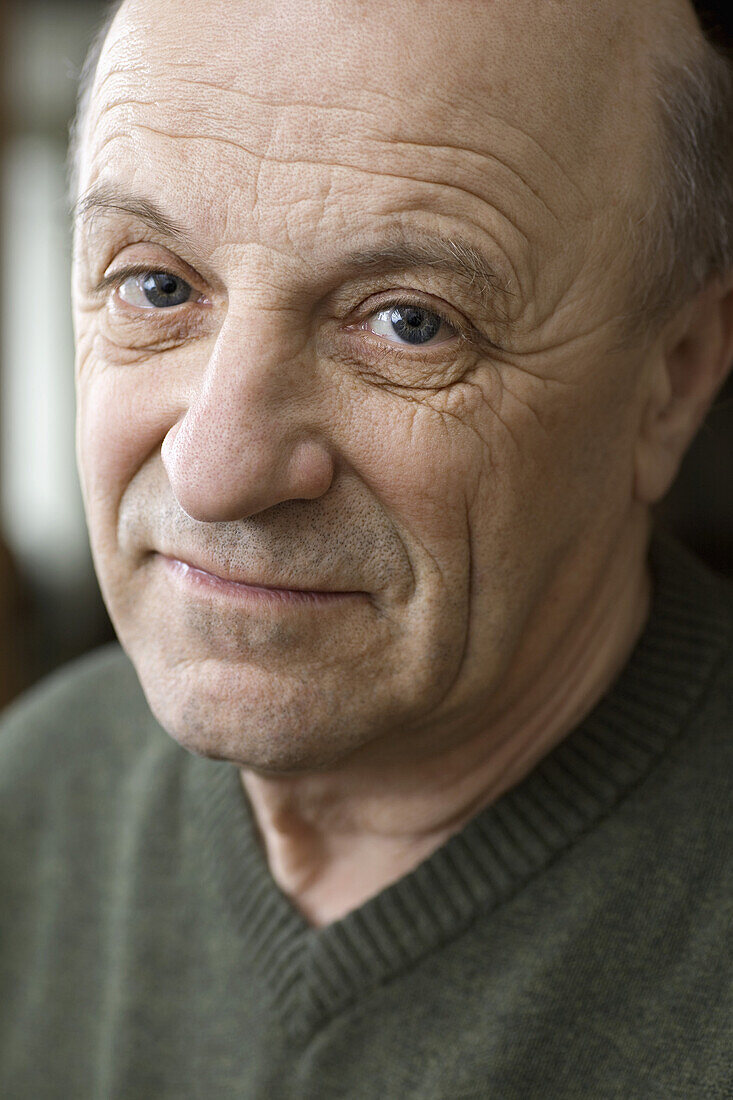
{"left": 68, "top": 2, "right": 733, "bottom": 335}
{"left": 67, "top": 0, "right": 124, "bottom": 205}
{"left": 639, "top": 42, "right": 733, "bottom": 328}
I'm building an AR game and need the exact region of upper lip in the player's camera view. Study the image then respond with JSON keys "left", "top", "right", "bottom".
{"left": 157, "top": 551, "right": 361, "bottom": 594}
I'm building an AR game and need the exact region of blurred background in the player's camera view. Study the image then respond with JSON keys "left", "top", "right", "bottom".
{"left": 0, "top": 0, "right": 731, "bottom": 712}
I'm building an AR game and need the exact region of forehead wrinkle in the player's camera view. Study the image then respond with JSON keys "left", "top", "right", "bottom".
{"left": 91, "top": 83, "right": 577, "bottom": 229}
{"left": 86, "top": 120, "right": 535, "bottom": 262}
{"left": 166, "top": 72, "right": 376, "bottom": 120}
{"left": 87, "top": 26, "right": 589, "bottom": 232}
{"left": 114, "top": 1, "right": 640, "bottom": 164}
{"left": 380, "top": 136, "right": 563, "bottom": 229}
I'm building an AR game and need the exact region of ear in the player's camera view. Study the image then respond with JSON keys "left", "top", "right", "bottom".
{"left": 634, "top": 274, "right": 733, "bottom": 504}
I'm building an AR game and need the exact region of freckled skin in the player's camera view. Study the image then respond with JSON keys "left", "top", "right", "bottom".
{"left": 72, "top": 0, "right": 723, "bottom": 920}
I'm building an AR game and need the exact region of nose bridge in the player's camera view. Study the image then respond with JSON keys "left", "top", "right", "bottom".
{"left": 194, "top": 307, "right": 299, "bottom": 439}
{"left": 213, "top": 298, "right": 308, "bottom": 399}
{"left": 161, "top": 305, "right": 333, "bottom": 522}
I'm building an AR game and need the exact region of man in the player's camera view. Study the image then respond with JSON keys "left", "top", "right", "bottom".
{"left": 0, "top": 0, "right": 731, "bottom": 1095}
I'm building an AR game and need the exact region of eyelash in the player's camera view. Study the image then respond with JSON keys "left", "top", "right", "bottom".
{"left": 97, "top": 265, "right": 476, "bottom": 350}
{"left": 96, "top": 265, "right": 203, "bottom": 301}
{"left": 354, "top": 294, "right": 468, "bottom": 343}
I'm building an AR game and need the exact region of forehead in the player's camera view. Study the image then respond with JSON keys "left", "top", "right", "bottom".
{"left": 86, "top": 0, "right": 653, "bottom": 171}
{"left": 77, "top": 0, "right": 670, "bottom": 311}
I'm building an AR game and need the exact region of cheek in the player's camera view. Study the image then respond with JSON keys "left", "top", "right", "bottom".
{"left": 478, "top": 352, "right": 639, "bottom": 519}
{"left": 339, "top": 387, "right": 484, "bottom": 579}
{"left": 457, "top": 355, "right": 644, "bottom": 644}
{"left": 76, "top": 369, "right": 157, "bottom": 616}
{"left": 77, "top": 357, "right": 185, "bottom": 535}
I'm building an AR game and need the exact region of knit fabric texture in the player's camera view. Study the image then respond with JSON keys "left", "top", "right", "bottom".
{"left": 0, "top": 530, "right": 731, "bottom": 1099}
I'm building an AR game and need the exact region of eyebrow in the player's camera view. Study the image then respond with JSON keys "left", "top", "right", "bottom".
{"left": 343, "top": 240, "right": 510, "bottom": 308}
{"left": 73, "top": 183, "right": 203, "bottom": 262}
{"left": 73, "top": 184, "right": 512, "bottom": 307}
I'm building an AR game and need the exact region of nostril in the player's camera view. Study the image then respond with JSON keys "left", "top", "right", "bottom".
{"left": 290, "top": 440, "right": 335, "bottom": 500}
{"left": 160, "top": 420, "right": 185, "bottom": 474}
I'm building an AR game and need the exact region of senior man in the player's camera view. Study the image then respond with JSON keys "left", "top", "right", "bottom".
{"left": 1, "top": 0, "right": 732, "bottom": 1096}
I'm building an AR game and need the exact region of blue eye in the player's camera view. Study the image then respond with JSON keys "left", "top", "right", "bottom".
{"left": 366, "top": 305, "right": 454, "bottom": 346}
{"left": 119, "top": 272, "right": 192, "bottom": 309}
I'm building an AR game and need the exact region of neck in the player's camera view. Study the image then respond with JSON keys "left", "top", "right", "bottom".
{"left": 240, "top": 513, "right": 652, "bottom": 927}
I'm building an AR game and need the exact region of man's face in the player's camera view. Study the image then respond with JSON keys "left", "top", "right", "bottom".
{"left": 72, "top": 0, "right": 678, "bottom": 772}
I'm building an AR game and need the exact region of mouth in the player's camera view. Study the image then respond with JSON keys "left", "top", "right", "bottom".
{"left": 158, "top": 553, "right": 366, "bottom": 606}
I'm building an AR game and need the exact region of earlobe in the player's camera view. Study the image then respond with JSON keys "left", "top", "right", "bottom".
{"left": 633, "top": 277, "right": 733, "bottom": 505}
{"left": 633, "top": 348, "right": 676, "bottom": 505}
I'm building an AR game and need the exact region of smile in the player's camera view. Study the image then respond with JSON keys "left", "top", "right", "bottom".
{"left": 159, "top": 554, "right": 365, "bottom": 606}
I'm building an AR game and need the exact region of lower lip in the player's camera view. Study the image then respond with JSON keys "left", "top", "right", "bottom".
{"left": 160, "top": 555, "right": 363, "bottom": 606}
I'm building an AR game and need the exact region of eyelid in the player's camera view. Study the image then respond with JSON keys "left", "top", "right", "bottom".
{"left": 95, "top": 266, "right": 173, "bottom": 297}
{"left": 354, "top": 297, "right": 505, "bottom": 362}
{"left": 351, "top": 292, "right": 483, "bottom": 346}
{"left": 92, "top": 264, "right": 205, "bottom": 302}
{"left": 367, "top": 295, "right": 458, "bottom": 328}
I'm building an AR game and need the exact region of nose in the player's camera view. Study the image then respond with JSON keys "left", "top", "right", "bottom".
{"left": 161, "top": 310, "right": 335, "bottom": 522}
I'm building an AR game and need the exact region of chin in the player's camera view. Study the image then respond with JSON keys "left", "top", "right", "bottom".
{"left": 134, "top": 654, "right": 388, "bottom": 775}
{"left": 168, "top": 718, "right": 363, "bottom": 776}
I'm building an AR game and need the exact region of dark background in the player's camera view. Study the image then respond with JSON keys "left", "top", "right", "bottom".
{"left": 0, "top": 0, "right": 730, "bottom": 711}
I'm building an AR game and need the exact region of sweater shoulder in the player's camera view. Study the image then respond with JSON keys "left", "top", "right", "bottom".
{"left": 0, "top": 644, "right": 170, "bottom": 793}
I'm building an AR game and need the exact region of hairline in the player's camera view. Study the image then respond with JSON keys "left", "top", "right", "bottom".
{"left": 66, "top": 0, "right": 125, "bottom": 206}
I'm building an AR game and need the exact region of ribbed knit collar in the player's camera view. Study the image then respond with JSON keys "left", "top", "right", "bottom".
{"left": 192, "top": 530, "right": 732, "bottom": 1040}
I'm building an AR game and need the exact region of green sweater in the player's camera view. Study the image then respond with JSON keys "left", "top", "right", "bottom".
{"left": 0, "top": 532, "right": 731, "bottom": 1099}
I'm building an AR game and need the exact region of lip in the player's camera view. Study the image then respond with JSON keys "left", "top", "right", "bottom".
{"left": 158, "top": 553, "right": 365, "bottom": 605}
